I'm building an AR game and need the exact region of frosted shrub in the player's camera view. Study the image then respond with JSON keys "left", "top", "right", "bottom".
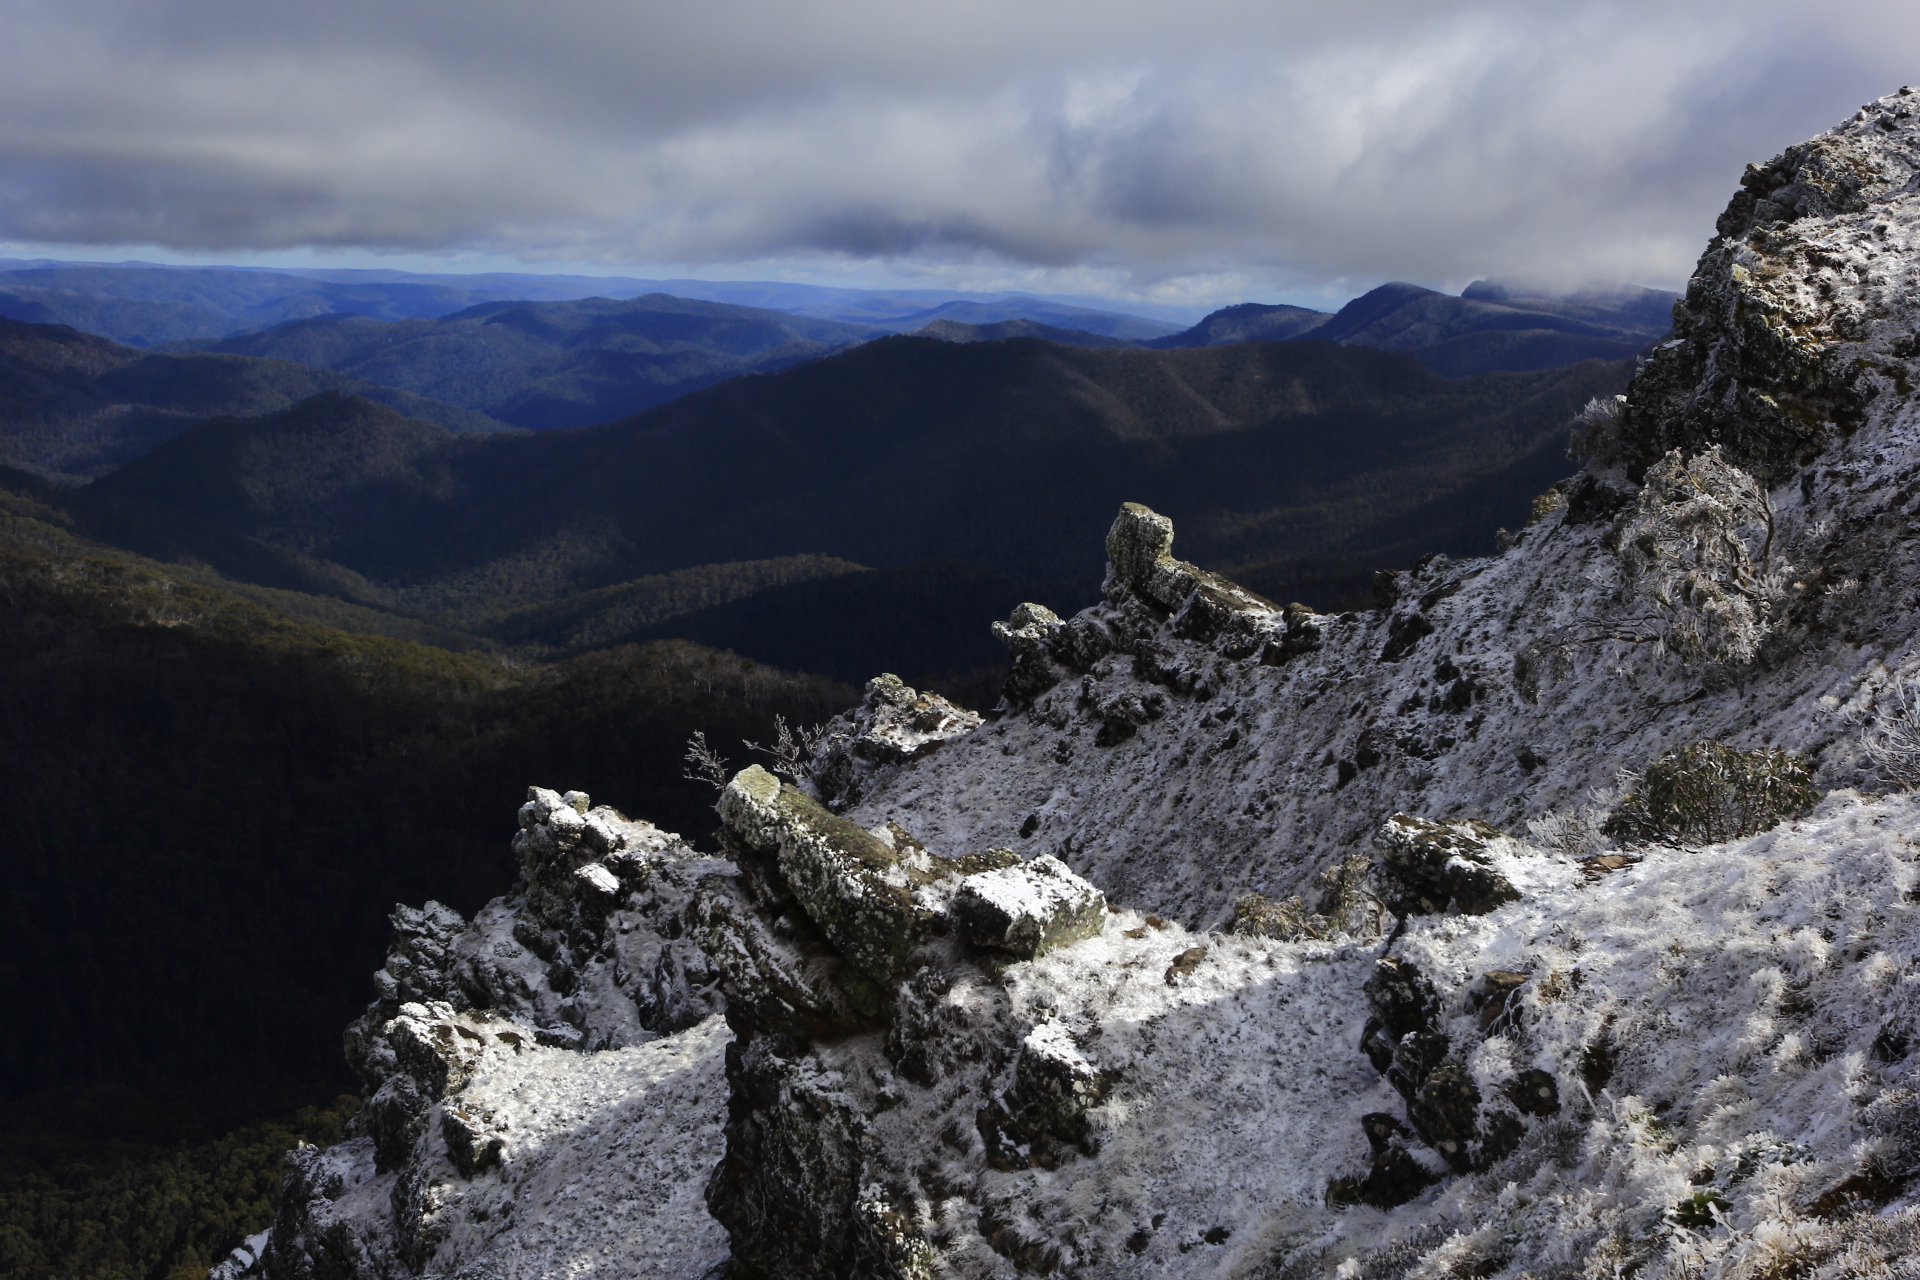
{"left": 682, "top": 731, "right": 731, "bottom": 791}
{"left": 1230, "top": 855, "right": 1382, "bottom": 941}
{"left": 1569, "top": 393, "right": 1628, "bottom": 465}
{"left": 1616, "top": 448, "right": 1787, "bottom": 664}
{"left": 1528, "top": 488, "right": 1568, "bottom": 526}
{"left": 1862, "top": 668, "right": 1920, "bottom": 789}
{"left": 1526, "top": 805, "right": 1609, "bottom": 858}
{"left": 1606, "top": 739, "right": 1818, "bottom": 845}
{"left": 745, "top": 713, "right": 837, "bottom": 787}
{"left": 1229, "top": 892, "right": 1323, "bottom": 941}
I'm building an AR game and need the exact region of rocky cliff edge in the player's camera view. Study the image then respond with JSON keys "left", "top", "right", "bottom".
{"left": 233, "top": 88, "right": 1920, "bottom": 1280}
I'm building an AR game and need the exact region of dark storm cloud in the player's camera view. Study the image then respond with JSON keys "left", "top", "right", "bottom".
{"left": 1, "top": 0, "right": 1913, "bottom": 295}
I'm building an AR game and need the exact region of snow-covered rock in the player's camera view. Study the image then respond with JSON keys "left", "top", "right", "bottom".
{"left": 261, "top": 88, "right": 1920, "bottom": 1280}
{"left": 810, "top": 673, "right": 983, "bottom": 810}
{"left": 257, "top": 788, "right": 734, "bottom": 1278}
{"left": 951, "top": 854, "right": 1108, "bottom": 958}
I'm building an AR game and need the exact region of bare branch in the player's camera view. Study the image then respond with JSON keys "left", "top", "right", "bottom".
{"left": 1863, "top": 669, "right": 1920, "bottom": 789}
{"left": 744, "top": 714, "right": 838, "bottom": 787}
{"left": 682, "top": 730, "right": 732, "bottom": 792}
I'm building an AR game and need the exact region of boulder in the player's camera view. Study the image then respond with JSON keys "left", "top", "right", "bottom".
{"left": 1259, "top": 602, "right": 1324, "bottom": 665}
{"left": 1364, "top": 955, "right": 1442, "bottom": 1041}
{"left": 1327, "top": 1113, "right": 1441, "bottom": 1209}
{"left": 440, "top": 1099, "right": 504, "bottom": 1178}
{"left": 1372, "top": 814, "right": 1521, "bottom": 916}
{"left": 979, "top": 1020, "right": 1112, "bottom": 1170}
{"left": 719, "top": 765, "right": 949, "bottom": 984}
{"left": 951, "top": 855, "right": 1107, "bottom": 959}
{"left": 993, "top": 603, "right": 1070, "bottom": 705}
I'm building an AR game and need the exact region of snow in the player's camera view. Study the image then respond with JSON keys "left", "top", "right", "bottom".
{"left": 262, "top": 88, "right": 1920, "bottom": 1280}
{"left": 811, "top": 793, "right": 1920, "bottom": 1277}
{"left": 953, "top": 855, "right": 1108, "bottom": 956}
{"left": 410, "top": 1016, "right": 730, "bottom": 1278}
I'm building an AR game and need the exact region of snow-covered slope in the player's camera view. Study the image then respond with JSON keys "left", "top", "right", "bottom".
{"left": 242, "top": 88, "right": 1920, "bottom": 1280}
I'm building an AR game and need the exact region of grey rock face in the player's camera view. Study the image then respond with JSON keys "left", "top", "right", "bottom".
{"left": 808, "top": 674, "right": 981, "bottom": 811}
{"left": 704, "top": 1031, "right": 876, "bottom": 1280}
{"left": 993, "top": 602, "right": 1073, "bottom": 705}
{"left": 1621, "top": 88, "right": 1920, "bottom": 484}
{"left": 1103, "top": 502, "right": 1277, "bottom": 649}
{"left": 259, "top": 1139, "right": 390, "bottom": 1280}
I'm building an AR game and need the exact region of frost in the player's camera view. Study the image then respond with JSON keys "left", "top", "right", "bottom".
{"left": 1568, "top": 393, "right": 1629, "bottom": 466}
{"left": 1863, "top": 665, "right": 1920, "bottom": 789}
{"left": 1616, "top": 447, "right": 1786, "bottom": 665}
{"left": 267, "top": 86, "right": 1920, "bottom": 1280}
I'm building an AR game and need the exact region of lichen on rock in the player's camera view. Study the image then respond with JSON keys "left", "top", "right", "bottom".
{"left": 1371, "top": 814, "right": 1523, "bottom": 917}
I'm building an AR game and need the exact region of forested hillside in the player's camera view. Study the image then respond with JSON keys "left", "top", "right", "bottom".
{"left": 76, "top": 337, "right": 1631, "bottom": 622}
{"left": 0, "top": 498, "right": 862, "bottom": 1277}
{"left": 0, "top": 318, "right": 510, "bottom": 483}
{"left": 0, "top": 307, "right": 1635, "bottom": 1280}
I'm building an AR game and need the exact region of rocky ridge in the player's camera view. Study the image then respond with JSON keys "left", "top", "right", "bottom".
{"left": 234, "top": 89, "right": 1920, "bottom": 1279}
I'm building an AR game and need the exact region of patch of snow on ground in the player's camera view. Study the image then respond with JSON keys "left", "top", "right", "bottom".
{"left": 418, "top": 1016, "right": 729, "bottom": 1278}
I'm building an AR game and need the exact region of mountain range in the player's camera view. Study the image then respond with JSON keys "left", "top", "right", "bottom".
{"left": 220, "top": 89, "right": 1920, "bottom": 1280}
{"left": 1144, "top": 279, "right": 1676, "bottom": 376}
{"left": 164, "top": 294, "right": 879, "bottom": 431}
{"left": 0, "top": 258, "right": 1199, "bottom": 347}
{"left": 0, "top": 225, "right": 1657, "bottom": 1280}
{"left": 58, "top": 335, "right": 1628, "bottom": 641}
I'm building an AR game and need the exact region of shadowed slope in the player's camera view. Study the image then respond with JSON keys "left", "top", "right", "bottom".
{"left": 0, "top": 318, "right": 512, "bottom": 482}
{"left": 81, "top": 337, "right": 1630, "bottom": 613}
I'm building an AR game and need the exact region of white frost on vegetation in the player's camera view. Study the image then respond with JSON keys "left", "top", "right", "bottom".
{"left": 834, "top": 793, "right": 1920, "bottom": 1277}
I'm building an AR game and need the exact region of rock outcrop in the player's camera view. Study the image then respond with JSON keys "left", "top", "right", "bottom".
{"left": 253, "top": 791, "right": 735, "bottom": 1279}
{"left": 240, "top": 90, "right": 1920, "bottom": 1280}
{"left": 810, "top": 674, "right": 982, "bottom": 810}
{"left": 842, "top": 96, "right": 1920, "bottom": 932}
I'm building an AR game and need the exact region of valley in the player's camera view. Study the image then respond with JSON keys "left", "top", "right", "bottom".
{"left": 0, "top": 260, "right": 1649, "bottom": 1280}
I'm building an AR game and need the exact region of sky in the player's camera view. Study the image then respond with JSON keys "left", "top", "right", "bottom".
{"left": 0, "top": 0, "right": 1914, "bottom": 312}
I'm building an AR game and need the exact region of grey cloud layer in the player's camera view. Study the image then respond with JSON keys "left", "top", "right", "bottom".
{"left": 1, "top": 0, "right": 1913, "bottom": 292}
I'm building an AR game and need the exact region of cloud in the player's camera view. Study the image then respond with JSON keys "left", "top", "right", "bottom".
{"left": 0, "top": 0, "right": 1914, "bottom": 298}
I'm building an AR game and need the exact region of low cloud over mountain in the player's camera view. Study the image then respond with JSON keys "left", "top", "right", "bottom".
{"left": 2, "top": 0, "right": 1915, "bottom": 298}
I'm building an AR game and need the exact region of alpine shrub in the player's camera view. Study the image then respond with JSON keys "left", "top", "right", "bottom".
{"left": 1862, "top": 668, "right": 1920, "bottom": 790}
{"left": 1615, "top": 448, "right": 1787, "bottom": 665}
{"left": 1606, "top": 740, "right": 1818, "bottom": 845}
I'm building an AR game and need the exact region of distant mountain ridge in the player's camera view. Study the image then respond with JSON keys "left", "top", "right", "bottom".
{"left": 72, "top": 336, "right": 1629, "bottom": 628}
{"left": 1154, "top": 280, "right": 1676, "bottom": 375}
{"left": 871, "top": 298, "right": 1177, "bottom": 340}
{"left": 168, "top": 294, "right": 879, "bottom": 431}
{"left": 912, "top": 318, "right": 1137, "bottom": 348}
{"left": 1146, "top": 301, "right": 1330, "bottom": 348}
{"left": 0, "top": 258, "right": 1201, "bottom": 346}
{"left": 0, "top": 264, "right": 574, "bottom": 348}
